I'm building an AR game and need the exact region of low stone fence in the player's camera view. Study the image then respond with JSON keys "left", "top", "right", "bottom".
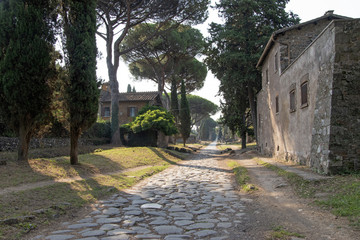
{"left": 0, "top": 137, "right": 100, "bottom": 152}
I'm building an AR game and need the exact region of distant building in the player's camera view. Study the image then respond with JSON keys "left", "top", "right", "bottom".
{"left": 256, "top": 11, "right": 360, "bottom": 174}
{"left": 98, "top": 83, "right": 161, "bottom": 125}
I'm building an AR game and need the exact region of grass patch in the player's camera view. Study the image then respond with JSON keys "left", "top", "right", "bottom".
{"left": 315, "top": 175, "right": 360, "bottom": 228}
{"left": 255, "top": 158, "right": 360, "bottom": 229}
{"left": 0, "top": 146, "right": 180, "bottom": 189}
{"left": 268, "top": 225, "right": 305, "bottom": 239}
{"left": 227, "top": 161, "right": 256, "bottom": 192}
{"left": 255, "top": 159, "right": 314, "bottom": 198}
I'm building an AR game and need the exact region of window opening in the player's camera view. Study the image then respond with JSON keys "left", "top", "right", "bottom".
{"left": 290, "top": 90, "right": 296, "bottom": 112}
{"left": 301, "top": 81, "right": 308, "bottom": 107}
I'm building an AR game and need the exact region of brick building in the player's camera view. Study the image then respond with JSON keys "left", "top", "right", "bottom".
{"left": 256, "top": 11, "right": 360, "bottom": 174}
{"left": 98, "top": 83, "right": 161, "bottom": 125}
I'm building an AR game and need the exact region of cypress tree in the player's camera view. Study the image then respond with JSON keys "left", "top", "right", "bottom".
{"left": 170, "top": 77, "right": 179, "bottom": 123}
{"left": 127, "top": 84, "right": 131, "bottom": 93}
{"left": 63, "top": 0, "right": 99, "bottom": 165}
{"left": 0, "top": 0, "right": 56, "bottom": 162}
{"left": 179, "top": 80, "right": 191, "bottom": 146}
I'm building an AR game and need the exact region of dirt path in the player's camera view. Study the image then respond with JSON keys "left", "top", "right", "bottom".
{"left": 0, "top": 165, "right": 151, "bottom": 196}
{"left": 224, "top": 150, "right": 359, "bottom": 240}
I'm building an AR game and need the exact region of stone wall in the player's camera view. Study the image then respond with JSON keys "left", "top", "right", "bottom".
{"left": 0, "top": 137, "right": 96, "bottom": 152}
{"left": 328, "top": 19, "right": 360, "bottom": 173}
{"left": 278, "top": 18, "right": 335, "bottom": 73}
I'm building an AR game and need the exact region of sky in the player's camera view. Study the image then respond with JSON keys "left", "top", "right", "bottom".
{"left": 95, "top": 0, "right": 360, "bottom": 120}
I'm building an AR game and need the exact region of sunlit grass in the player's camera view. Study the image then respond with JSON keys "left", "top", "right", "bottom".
{"left": 268, "top": 225, "right": 305, "bottom": 239}
{"left": 0, "top": 147, "right": 180, "bottom": 189}
{"left": 227, "top": 160, "right": 256, "bottom": 192}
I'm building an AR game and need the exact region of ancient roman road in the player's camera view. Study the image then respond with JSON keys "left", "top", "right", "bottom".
{"left": 35, "top": 142, "right": 249, "bottom": 240}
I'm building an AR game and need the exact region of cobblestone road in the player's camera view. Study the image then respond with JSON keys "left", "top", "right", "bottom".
{"left": 36, "top": 143, "right": 248, "bottom": 240}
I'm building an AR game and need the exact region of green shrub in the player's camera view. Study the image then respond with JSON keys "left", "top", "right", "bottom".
{"left": 122, "top": 108, "right": 177, "bottom": 136}
{"left": 138, "top": 104, "right": 166, "bottom": 116}
{"left": 83, "top": 120, "right": 111, "bottom": 139}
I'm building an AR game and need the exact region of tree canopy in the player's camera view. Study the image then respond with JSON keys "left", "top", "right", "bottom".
{"left": 96, "top": 0, "right": 209, "bottom": 143}
{"left": 121, "top": 23, "right": 207, "bottom": 106}
{"left": 205, "top": 0, "right": 299, "bottom": 142}
{"left": 187, "top": 94, "right": 218, "bottom": 128}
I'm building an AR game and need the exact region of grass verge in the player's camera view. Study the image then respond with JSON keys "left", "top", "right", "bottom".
{"left": 0, "top": 146, "right": 180, "bottom": 189}
{"left": 255, "top": 158, "right": 360, "bottom": 229}
{"left": 268, "top": 225, "right": 305, "bottom": 239}
{"left": 227, "top": 160, "right": 256, "bottom": 192}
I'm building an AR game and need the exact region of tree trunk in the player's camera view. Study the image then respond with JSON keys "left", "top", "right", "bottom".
{"left": 241, "top": 130, "right": 246, "bottom": 149}
{"left": 17, "top": 123, "right": 31, "bottom": 162}
{"left": 108, "top": 67, "right": 121, "bottom": 145}
{"left": 248, "top": 86, "right": 257, "bottom": 142}
{"left": 70, "top": 126, "right": 80, "bottom": 165}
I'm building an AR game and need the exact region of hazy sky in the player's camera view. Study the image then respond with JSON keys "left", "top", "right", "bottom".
{"left": 95, "top": 0, "right": 360, "bottom": 119}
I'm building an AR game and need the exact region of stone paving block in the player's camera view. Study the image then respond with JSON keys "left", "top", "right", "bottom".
{"left": 134, "top": 234, "right": 161, "bottom": 239}
{"left": 74, "top": 237, "right": 99, "bottom": 240}
{"left": 124, "top": 210, "right": 142, "bottom": 216}
{"left": 99, "top": 224, "right": 120, "bottom": 231}
{"left": 81, "top": 230, "right": 106, "bottom": 237}
{"left": 140, "top": 203, "right": 162, "bottom": 209}
{"left": 96, "top": 217, "right": 122, "bottom": 224}
{"left": 217, "top": 222, "right": 232, "bottom": 228}
{"left": 154, "top": 225, "right": 183, "bottom": 234}
{"left": 102, "top": 208, "right": 120, "bottom": 215}
{"left": 107, "top": 228, "right": 136, "bottom": 236}
{"left": 193, "top": 230, "right": 217, "bottom": 237}
{"left": 149, "top": 218, "right": 170, "bottom": 225}
{"left": 45, "top": 235, "right": 75, "bottom": 240}
{"left": 132, "top": 199, "right": 149, "bottom": 205}
{"left": 164, "top": 235, "right": 191, "bottom": 240}
{"left": 78, "top": 218, "right": 94, "bottom": 223}
{"left": 185, "top": 222, "right": 215, "bottom": 230}
{"left": 174, "top": 220, "right": 194, "bottom": 226}
{"left": 68, "top": 223, "right": 98, "bottom": 229}
{"left": 130, "top": 226, "right": 151, "bottom": 234}
{"left": 101, "top": 235, "right": 129, "bottom": 240}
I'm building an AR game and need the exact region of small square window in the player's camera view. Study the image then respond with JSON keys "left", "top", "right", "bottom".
{"left": 301, "top": 82, "right": 308, "bottom": 107}
{"left": 275, "top": 96, "right": 279, "bottom": 113}
{"left": 103, "top": 107, "right": 110, "bottom": 117}
{"left": 128, "top": 107, "right": 137, "bottom": 117}
{"left": 290, "top": 90, "right": 296, "bottom": 112}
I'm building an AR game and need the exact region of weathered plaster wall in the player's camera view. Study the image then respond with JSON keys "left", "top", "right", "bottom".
{"left": 328, "top": 19, "right": 360, "bottom": 173}
{"left": 258, "top": 22, "right": 336, "bottom": 173}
